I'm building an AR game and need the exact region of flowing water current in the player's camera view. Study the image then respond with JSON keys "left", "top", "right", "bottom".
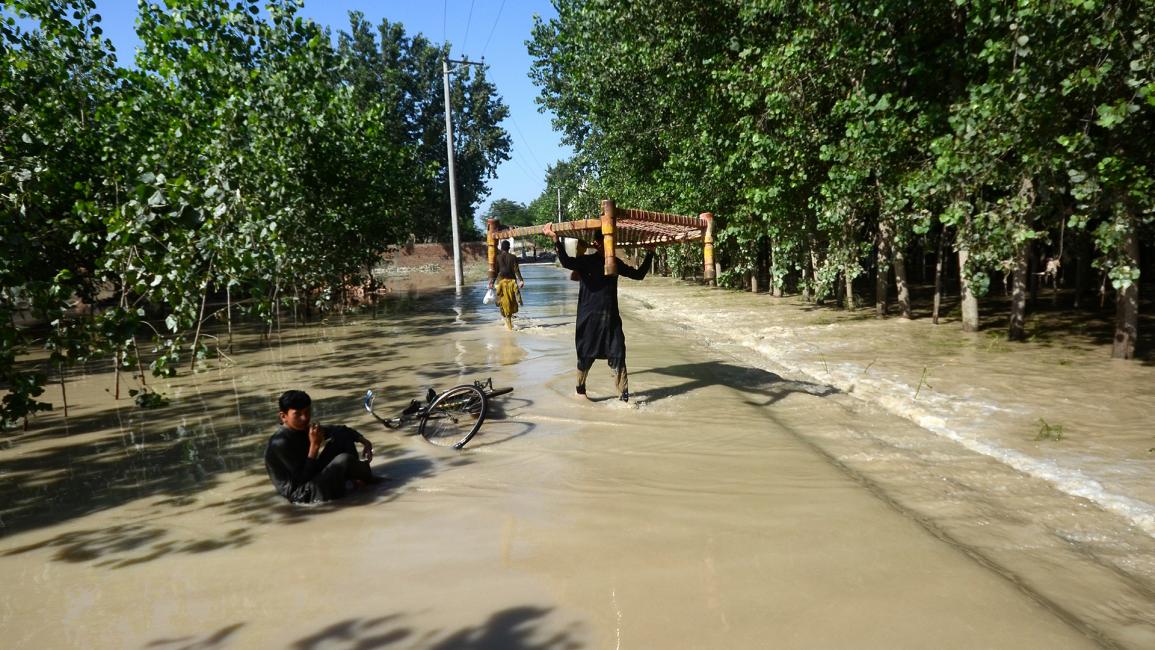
{"left": 1, "top": 264, "right": 1153, "bottom": 648}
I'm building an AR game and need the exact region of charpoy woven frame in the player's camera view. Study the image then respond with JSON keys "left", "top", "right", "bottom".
{"left": 486, "top": 199, "right": 716, "bottom": 282}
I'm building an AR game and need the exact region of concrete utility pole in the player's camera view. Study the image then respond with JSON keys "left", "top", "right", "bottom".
{"left": 442, "top": 56, "right": 482, "bottom": 290}
{"left": 557, "top": 188, "right": 562, "bottom": 223}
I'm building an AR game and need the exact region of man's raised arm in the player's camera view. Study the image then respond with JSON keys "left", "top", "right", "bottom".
{"left": 544, "top": 223, "right": 576, "bottom": 270}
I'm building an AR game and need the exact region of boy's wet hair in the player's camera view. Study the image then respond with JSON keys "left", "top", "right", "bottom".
{"left": 278, "top": 390, "right": 311, "bottom": 413}
{"left": 500, "top": 239, "right": 511, "bottom": 251}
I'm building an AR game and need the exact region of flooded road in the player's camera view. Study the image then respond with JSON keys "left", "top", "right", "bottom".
{"left": 1, "top": 264, "right": 1152, "bottom": 648}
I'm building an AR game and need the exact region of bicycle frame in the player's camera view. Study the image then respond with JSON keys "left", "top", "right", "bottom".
{"left": 363, "top": 390, "right": 424, "bottom": 429}
{"left": 362, "top": 378, "right": 512, "bottom": 450}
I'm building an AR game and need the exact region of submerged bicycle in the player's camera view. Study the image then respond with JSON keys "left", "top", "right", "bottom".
{"left": 363, "top": 378, "right": 513, "bottom": 449}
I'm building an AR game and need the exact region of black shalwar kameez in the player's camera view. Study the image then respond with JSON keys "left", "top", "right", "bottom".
{"left": 555, "top": 240, "right": 653, "bottom": 397}
{"left": 264, "top": 425, "right": 373, "bottom": 503}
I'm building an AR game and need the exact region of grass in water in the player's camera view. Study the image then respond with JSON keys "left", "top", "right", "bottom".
{"left": 1035, "top": 418, "right": 1065, "bottom": 442}
{"left": 913, "top": 367, "right": 932, "bottom": 400}
{"left": 984, "top": 330, "right": 1009, "bottom": 352}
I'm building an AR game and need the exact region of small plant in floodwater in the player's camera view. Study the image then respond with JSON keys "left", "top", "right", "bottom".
{"left": 913, "top": 367, "right": 932, "bottom": 400}
{"left": 129, "top": 388, "right": 169, "bottom": 409}
{"left": 1057, "top": 358, "right": 1073, "bottom": 366}
{"left": 984, "top": 331, "right": 1008, "bottom": 352}
{"left": 1035, "top": 418, "right": 1065, "bottom": 442}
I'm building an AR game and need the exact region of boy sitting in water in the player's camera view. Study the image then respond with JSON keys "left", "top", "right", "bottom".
{"left": 264, "top": 390, "right": 382, "bottom": 503}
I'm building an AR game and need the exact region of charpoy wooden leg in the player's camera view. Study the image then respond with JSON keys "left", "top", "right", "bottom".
{"left": 486, "top": 218, "right": 498, "bottom": 283}
{"left": 601, "top": 199, "right": 618, "bottom": 276}
{"left": 702, "top": 212, "right": 715, "bottom": 286}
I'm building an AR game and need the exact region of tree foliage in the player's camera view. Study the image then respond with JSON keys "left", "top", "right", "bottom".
{"left": 0, "top": 0, "right": 510, "bottom": 428}
{"left": 528, "top": 0, "right": 1154, "bottom": 356}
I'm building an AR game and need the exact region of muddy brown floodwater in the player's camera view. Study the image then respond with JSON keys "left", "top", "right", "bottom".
{"left": 2, "top": 263, "right": 1153, "bottom": 648}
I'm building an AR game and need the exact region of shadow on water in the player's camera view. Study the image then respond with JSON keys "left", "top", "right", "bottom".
{"left": 466, "top": 419, "right": 537, "bottom": 450}
{"left": 440, "top": 394, "right": 537, "bottom": 450}
{"left": 1, "top": 517, "right": 256, "bottom": 569}
{"left": 146, "top": 622, "right": 246, "bottom": 649}
{"left": 286, "top": 606, "right": 583, "bottom": 650}
{"left": 0, "top": 384, "right": 261, "bottom": 538}
{"left": 0, "top": 447, "right": 439, "bottom": 569}
{"left": 0, "top": 284, "right": 497, "bottom": 546}
{"left": 633, "top": 360, "right": 839, "bottom": 406}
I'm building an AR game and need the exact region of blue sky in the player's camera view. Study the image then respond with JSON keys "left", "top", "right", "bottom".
{"left": 71, "top": 1, "right": 573, "bottom": 216}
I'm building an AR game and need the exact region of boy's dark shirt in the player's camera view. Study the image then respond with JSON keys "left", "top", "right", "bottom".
{"left": 264, "top": 424, "right": 359, "bottom": 503}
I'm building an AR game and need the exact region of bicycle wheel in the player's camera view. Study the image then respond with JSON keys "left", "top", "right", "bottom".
{"left": 485, "top": 386, "right": 513, "bottom": 399}
{"left": 419, "top": 384, "right": 486, "bottom": 448}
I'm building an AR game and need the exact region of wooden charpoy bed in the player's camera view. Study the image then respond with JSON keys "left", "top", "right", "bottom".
{"left": 486, "top": 200, "right": 717, "bottom": 282}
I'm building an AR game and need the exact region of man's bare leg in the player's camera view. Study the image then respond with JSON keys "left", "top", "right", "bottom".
{"left": 609, "top": 359, "right": 629, "bottom": 401}
{"left": 575, "top": 359, "right": 592, "bottom": 399}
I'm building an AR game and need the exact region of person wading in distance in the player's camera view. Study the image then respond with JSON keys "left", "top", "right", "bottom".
{"left": 543, "top": 222, "right": 654, "bottom": 402}
{"left": 488, "top": 239, "right": 525, "bottom": 330}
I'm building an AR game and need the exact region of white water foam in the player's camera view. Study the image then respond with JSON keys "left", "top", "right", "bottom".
{"left": 637, "top": 294, "right": 1155, "bottom": 539}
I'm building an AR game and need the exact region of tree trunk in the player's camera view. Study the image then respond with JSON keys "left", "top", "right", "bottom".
{"left": 1052, "top": 216, "right": 1065, "bottom": 306}
{"left": 226, "top": 283, "right": 233, "bottom": 353}
{"left": 1112, "top": 224, "right": 1140, "bottom": 359}
{"left": 959, "top": 247, "right": 980, "bottom": 332}
{"left": 189, "top": 260, "right": 214, "bottom": 371}
{"left": 933, "top": 228, "right": 945, "bottom": 324}
{"left": 1008, "top": 240, "right": 1029, "bottom": 341}
{"left": 894, "top": 245, "right": 911, "bottom": 319}
{"left": 59, "top": 362, "right": 68, "bottom": 418}
{"left": 132, "top": 335, "right": 148, "bottom": 388}
{"left": 1074, "top": 232, "right": 1091, "bottom": 309}
{"left": 843, "top": 261, "right": 855, "bottom": 311}
{"left": 801, "top": 257, "right": 812, "bottom": 301}
{"left": 807, "top": 240, "right": 820, "bottom": 303}
{"left": 921, "top": 243, "right": 930, "bottom": 284}
{"left": 760, "top": 236, "right": 770, "bottom": 294}
{"left": 769, "top": 239, "right": 782, "bottom": 297}
{"left": 875, "top": 219, "right": 892, "bottom": 318}
{"left": 1027, "top": 241, "right": 1039, "bottom": 307}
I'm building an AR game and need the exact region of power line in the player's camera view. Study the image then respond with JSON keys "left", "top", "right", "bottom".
{"left": 479, "top": 0, "right": 507, "bottom": 60}
{"left": 505, "top": 151, "right": 540, "bottom": 186}
{"left": 461, "top": 0, "right": 476, "bottom": 56}
{"left": 508, "top": 112, "right": 546, "bottom": 176}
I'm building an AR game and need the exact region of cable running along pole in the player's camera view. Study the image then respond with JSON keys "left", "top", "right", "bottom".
{"left": 442, "top": 56, "right": 484, "bottom": 291}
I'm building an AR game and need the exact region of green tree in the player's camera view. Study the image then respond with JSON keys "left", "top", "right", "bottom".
{"left": 486, "top": 198, "right": 531, "bottom": 227}
{"left": 0, "top": 0, "right": 515, "bottom": 428}
{"left": 528, "top": 0, "right": 1153, "bottom": 357}
{"left": 2, "top": 0, "right": 122, "bottom": 424}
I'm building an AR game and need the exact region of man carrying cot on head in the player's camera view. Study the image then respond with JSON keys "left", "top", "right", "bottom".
{"left": 488, "top": 239, "right": 525, "bottom": 330}
{"left": 543, "top": 222, "right": 654, "bottom": 402}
